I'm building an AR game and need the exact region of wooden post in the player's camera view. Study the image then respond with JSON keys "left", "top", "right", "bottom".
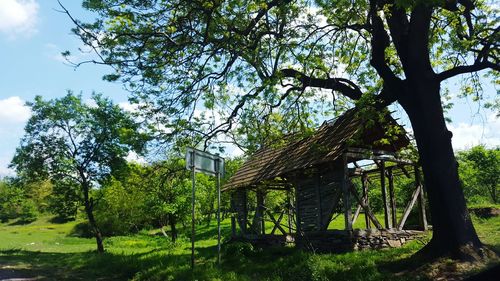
{"left": 239, "top": 190, "right": 248, "bottom": 234}
{"left": 342, "top": 153, "right": 353, "bottom": 232}
{"left": 287, "top": 190, "right": 293, "bottom": 234}
{"left": 388, "top": 167, "right": 397, "bottom": 228}
{"left": 231, "top": 216, "right": 236, "bottom": 237}
{"left": 415, "top": 167, "right": 428, "bottom": 230}
{"left": 254, "top": 190, "right": 265, "bottom": 235}
{"left": 295, "top": 174, "right": 302, "bottom": 235}
{"left": 315, "top": 171, "right": 323, "bottom": 230}
{"left": 380, "top": 160, "right": 391, "bottom": 229}
{"left": 362, "top": 173, "right": 371, "bottom": 229}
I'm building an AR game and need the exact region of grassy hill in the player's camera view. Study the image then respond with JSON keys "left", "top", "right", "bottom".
{"left": 0, "top": 213, "right": 498, "bottom": 280}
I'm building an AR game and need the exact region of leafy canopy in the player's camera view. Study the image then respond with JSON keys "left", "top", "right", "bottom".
{"left": 11, "top": 92, "right": 147, "bottom": 190}
{"left": 65, "top": 0, "right": 498, "bottom": 150}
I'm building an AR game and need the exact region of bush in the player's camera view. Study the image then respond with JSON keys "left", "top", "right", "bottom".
{"left": 223, "top": 241, "right": 254, "bottom": 257}
{"left": 69, "top": 221, "right": 93, "bottom": 238}
{"left": 18, "top": 199, "right": 39, "bottom": 223}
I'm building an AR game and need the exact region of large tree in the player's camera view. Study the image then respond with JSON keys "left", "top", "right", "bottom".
{"left": 63, "top": 0, "right": 498, "bottom": 259}
{"left": 11, "top": 93, "right": 146, "bottom": 252}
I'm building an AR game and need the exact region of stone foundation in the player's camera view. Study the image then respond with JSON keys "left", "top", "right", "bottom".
{"left": 295, "top": 229, "right": 425, "bottom": 252}
{"left": 231, "top": 229, "right": 425, "bottom": 252}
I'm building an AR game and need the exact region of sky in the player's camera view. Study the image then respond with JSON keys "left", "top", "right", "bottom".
{"left": 0, "top": 0, "right": 499, "bottom": 177}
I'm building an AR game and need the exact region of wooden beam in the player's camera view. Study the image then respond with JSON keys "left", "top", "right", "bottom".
{"left": 315, "top": 171, "right": 323, "bottom": 230}
{"left": 287, "top": 190, "right": 293, "bottom": 234}
{"left": 362, "top": 173, "right": 371, "bottom": 229}
{"left": 294, "top": 175, "right": 302, "bottom": 234}
{"left": 415, "top": 167, "right": 428, "bottom": 231}
{"left": 345, "top": 152, "right": 414, "bottom": 165}
{"left": 270, "top": 210, "right": 285, "bottom": 235}
{"left": 342, "top": 153, "right": 353, "bottom": 232}
{"left": 388, "top": 168, "right": 397, "bottom": 227}
{"left": 380, "top": 161, "right": 392, "bottom": 229}
{"left": 352, "top": 204, "right": 362, "bottom": 224}
{"left": 397, "top": 163, "right": 412, "bottom": 178}
{"left": 349, "top": 182, "right": 383, "bottom": 229}
{"left": 397, "top": 185, "right": 422, "bottom": 230}
{"left": 346, "top": 147, "right": 397, "bottom": 156}
{"left": 266, "top": 210, "right": 287, "bottom": 235}
{"left": 231, "top": 216, "right": 236, "bottom": 237}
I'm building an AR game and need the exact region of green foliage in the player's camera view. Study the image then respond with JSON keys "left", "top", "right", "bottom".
{"left": 94, "top": 165, "right": 152, "bottom": 236}
{"left": 457, "top": 145, "right": 499, "bottom": 204}
{"left": 0, "top": 179, "right": 38, "bottom": 223}
{"left": 10, "top": 92, "right": 147, "bottom": 251}
{"left": 0, "top": 214, "right": 498, "bottom": 280}
{"left": 47, "top": 180, "right": 80, "bottom": 221}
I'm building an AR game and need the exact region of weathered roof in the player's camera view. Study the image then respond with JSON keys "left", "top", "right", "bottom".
{"left": 223, "top": 108, "right": 409, "bottom": 190}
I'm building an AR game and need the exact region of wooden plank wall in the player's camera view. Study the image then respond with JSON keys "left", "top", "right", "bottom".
{"left": 231, "top": 189, "right": 248, "bottom": 234}
{"left": 293, "top": 166, "right": 343, "bottom": 232}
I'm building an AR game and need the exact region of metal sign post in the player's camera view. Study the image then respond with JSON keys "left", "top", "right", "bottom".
{"left": 215, "top": 158, "right": 221, "bottom": 265}
{"left": 185, "top": 147, "right": 224, "bottom": 268}
{"left": 190, "top": 150, "right": 195, "bottom": 269}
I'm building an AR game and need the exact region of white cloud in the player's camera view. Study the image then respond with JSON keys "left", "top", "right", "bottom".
{"left": 119, "top": 101, "right": 139, "bottom": 113}
{"left": 0, "top": 156, "right": 15, "bottom": 178}
{"left": 0, "top": 96, "right": 31, "bottom": 123}
{"left": 0, "top": 0, "right": 39, "bottom": 39}
{"left": 449, "top": 113, "right": 500, "bottom": 150}
{"left": 125, "top": 151, "right": 146, "bottom": 164}
{"left": 0, "top": 96, "right": 31, "bottom": 177}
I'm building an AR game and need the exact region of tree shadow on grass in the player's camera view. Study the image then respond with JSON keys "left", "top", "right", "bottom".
{"left": 0, "top": 249, "right": 147, "bottom": 281}
{"left": 48, "top": 216, "right": 76, "bottom": 224}
{"left": 7, "top": 219, "right": 36, "bottom": 226}
{"left": 377, "top": 248, "right": 500, "bottom": 281}
{"left": 0, "top": 247, "right": 218, "bottom": 281}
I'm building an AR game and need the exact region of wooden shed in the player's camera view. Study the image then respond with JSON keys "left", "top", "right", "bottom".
{"left": 223, "top": 108, "right": 428, "bottom": 251}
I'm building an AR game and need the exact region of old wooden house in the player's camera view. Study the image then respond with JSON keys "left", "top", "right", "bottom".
{"left": 223, "top": 108, "right": 428, "bottom": 251}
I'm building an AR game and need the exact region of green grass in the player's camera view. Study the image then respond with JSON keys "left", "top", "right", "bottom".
{"left": 0, "top": 214, "right": 498, "bottom": 281}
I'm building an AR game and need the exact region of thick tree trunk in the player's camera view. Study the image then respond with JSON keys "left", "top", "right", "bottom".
{"left": 399, "top": 78, "right": 483, "bottom": 259}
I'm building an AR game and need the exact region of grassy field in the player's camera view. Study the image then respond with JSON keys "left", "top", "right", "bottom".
{"left": 0, "top": 214, "right": 498, "bottom": 281}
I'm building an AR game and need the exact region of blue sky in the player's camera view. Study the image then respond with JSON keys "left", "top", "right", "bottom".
{"left": 0, "top": 0, "right": 499, "bottom": 177}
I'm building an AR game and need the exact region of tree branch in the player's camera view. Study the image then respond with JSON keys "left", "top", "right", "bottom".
{"left": 386, "top": 4, "right": 410, "bottom": 71}
{"left": 280, "top": 69, "right": 363, "bottom": 100}
{"left": 437, "top": 60, "right": 500, "bottom": 81}
{"left": 369, "top": 1, "right": 400, "bottom": 87}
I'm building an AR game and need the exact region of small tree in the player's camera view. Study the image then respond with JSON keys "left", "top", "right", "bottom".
{"left": 11, "top": 92, "right": 146, "bottom": 252}
{"left": 457, "top": 146, "right": 499, "bottom": 204}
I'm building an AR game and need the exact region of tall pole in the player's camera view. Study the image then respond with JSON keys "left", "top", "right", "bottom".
{"left": 216, "top": 158, "right": 221, "bottom": 265}
{"left": 190, "top": 151, "right": 196, "bottom": 269}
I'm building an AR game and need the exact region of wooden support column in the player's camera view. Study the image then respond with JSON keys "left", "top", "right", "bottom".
{"left": 287, "top": 190, "right": 293, "bottom": 234}
{"left": 231, "top": 216, "right": 236, "bottom": 237}
{"left": 415, "top": 167, "right": 428, "bottom": 231}
{"left": 295, "top": 175, "right": 302, "bottom": 235}
{"left": 342, "top": 153, "right": 353, "bottom": 232}
{"left": 362, "top": 173, "right": 371, "bottom": 229}
{"left": 315, "top": 171, "right": 323, "bottom": 231}
{"left": 388, "top": 167, "right": 397, "bottom": 228}
{"left": 253, "top": 190, "right": 265, "bottom": 235}
{"left": 234, "top": 189, "right": 248, "bottom": 234}
{"left": 380, "top": 161, "right": 392, "bottom": 229}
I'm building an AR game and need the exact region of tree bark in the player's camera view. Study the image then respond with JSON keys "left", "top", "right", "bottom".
{"left": 169, "top": 214, "right": 177, "bottom": 242}
{"left": 82, "top": 183, "right": 104, "bottom": 253}
{"left": 398, "top": 78, "right": 483, "bottom": 259}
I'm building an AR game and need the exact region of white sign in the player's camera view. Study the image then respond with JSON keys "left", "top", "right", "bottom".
{"left": 185, "top": 147, "right": 225, "bottom": 176}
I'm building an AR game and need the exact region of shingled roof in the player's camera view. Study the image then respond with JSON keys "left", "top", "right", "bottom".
{"left": 223, "top": 108, "right": 409, "bottom": 190}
